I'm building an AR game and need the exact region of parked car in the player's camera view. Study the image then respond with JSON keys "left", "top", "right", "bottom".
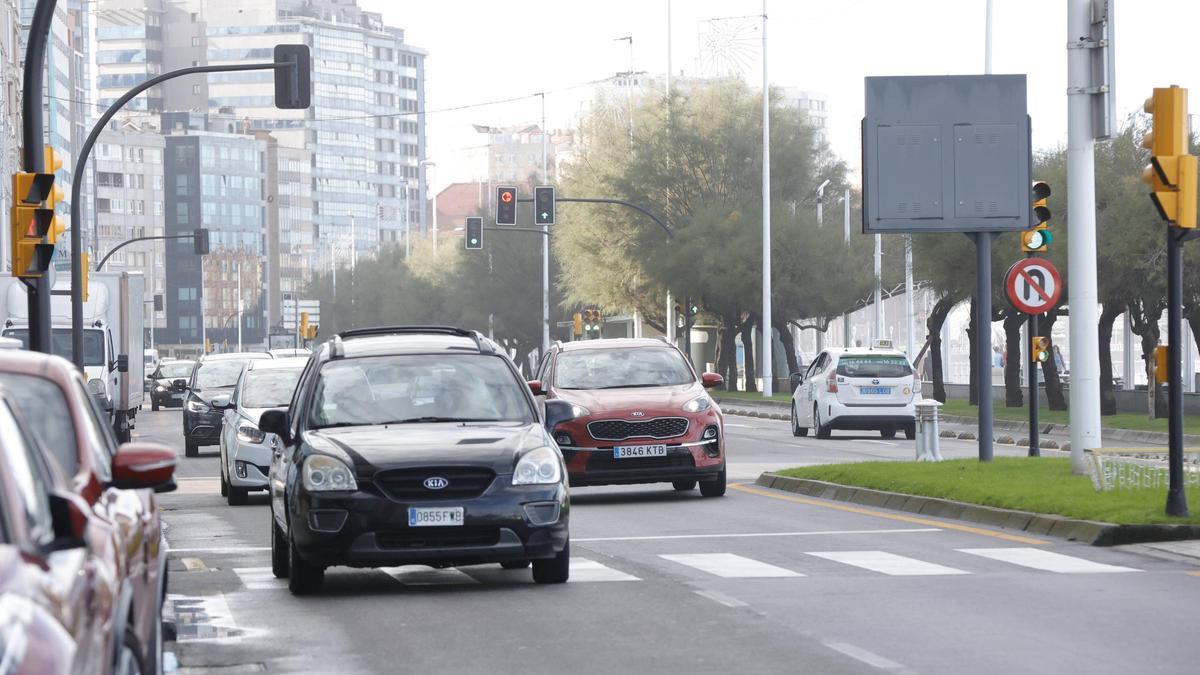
{"left": 535, "top": 338, "right": 727, "bottom": 496}
{"left": 790, "top": 344, "right": 919, "bottom": 439}
{"left": 0, "top": 351, "right": 177, "bottom": 674}
{"left": 148, "top": 359, "right": 196, "bottom": 411}
{"left": 268, "top": 348, "right": 310, "bottom": 358}
{"left": 260, "top": 326, "right": 575, "bottom": 594}
{"left": 184, "top": 353, "right": 272, "bottom": 457}
{"left": 217, "top": 357, "right": 309, "bottom": 505}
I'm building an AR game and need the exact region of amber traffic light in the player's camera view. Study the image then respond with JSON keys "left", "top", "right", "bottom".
{"left": 1142, "top": 86, "right": 1197, "bottom": 229}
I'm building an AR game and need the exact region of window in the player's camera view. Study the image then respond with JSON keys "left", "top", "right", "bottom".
{"left": 153, "top": 176, "right": 163, "bottom": 190}
{"left": 554, "top": 348, "right": 696, "bottom": 389}
{"left": 153, "top": 201, "right": 163, "bottom": 216}
{"left": 193, "top": 84, "right": 201, "bottom": 95}
{"left": 0, "top": 374, "right": 79, "bottom": 476}
{"left": 0, "top": 401, "right": 56, "bottom": 547}
{"left": 191, "top": 36, "right": 202, "bottom": 46}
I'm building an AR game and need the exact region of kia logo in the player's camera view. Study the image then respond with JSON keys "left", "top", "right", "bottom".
{"left": 423, "top": 477, "right": 449, "bottom": 490}
{"left": 871, "top": 379, "right": 880, "bottom": 385}
{"left": 631, "top": 411, "right": 645, "bottom": 417}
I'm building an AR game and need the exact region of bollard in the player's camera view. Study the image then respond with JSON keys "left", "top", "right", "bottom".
{"left": 913, "top": 399, "right": 944, "bottom": 462}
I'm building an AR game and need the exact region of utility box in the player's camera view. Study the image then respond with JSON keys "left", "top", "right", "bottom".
{"left": 863, "top": 75, "right": 1031, "bottom": 234}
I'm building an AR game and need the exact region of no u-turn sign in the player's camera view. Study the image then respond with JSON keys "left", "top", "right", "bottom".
{"left": 1005, "top": 258, "right": 1063, "bottom": 314}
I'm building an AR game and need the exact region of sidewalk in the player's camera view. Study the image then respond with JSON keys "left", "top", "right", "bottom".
{"left": 714, "top": 396, "right": 1194, "bottom": 449}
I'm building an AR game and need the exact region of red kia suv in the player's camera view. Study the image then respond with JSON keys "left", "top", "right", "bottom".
{"left": 533, "top": 338, "right": 726, "bottom": 496}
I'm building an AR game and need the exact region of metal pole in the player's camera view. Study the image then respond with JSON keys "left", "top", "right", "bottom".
{"left": 665, "top": 0, "right": 674, "bottom": 348}
{"left": 843, "top": 188, "right": 850, "bottom": 243}
{"left": 1166, "top": 229, "right": 1189, "bottom": 516}
{"left": 541, "top": 93, "right": 550, "bottom": 354}
{"left": 873, "top": 234, "right": 882, "bottom": 342}
{"left": 1123, "top": 313, "right": 1135, "bottom": 389}
{"left": 404, "top": 181, "right": 411, "bottom": 259}
{"left": 1029, "top": 312, "right": 1040, "bottom": 456}
{"left": 1066, "top": 0, "right": 1102, "bottom": 473}
{"left": 760, "top": 0, "right": 772, "bottom": 397}
{"left": 984, "top": 0, "right": 994, "bottom": 74}
{"left": 666, "top": 291, "right": 675, "bottom": 344}
{"left": 905, "top": 234, "right": 915, "bottom": 359}
{"left": 200, "top": 262, "right": 206, "bottom": 353}
{"left": 236, "top": 259, "right": 243, "bottom": 352}
{"left": 975, "top": 233, "right": 994, "bottom": 462}
{"left": 22, "top": 0, "right": 57, "bottom": 354}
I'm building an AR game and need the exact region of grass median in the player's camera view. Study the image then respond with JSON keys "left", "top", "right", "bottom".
{"left": 937, "top": 399, "right": 1200, "bottom": 436}
{"left": 778, "top": 458, "right": 1200, "bottom": 525}
{"left": 715, "top": 390, "right": 792, "bottom": 404}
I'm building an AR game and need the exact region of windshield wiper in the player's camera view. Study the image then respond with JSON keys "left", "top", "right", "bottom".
{"left": 594, "top": 383, "right": 671, "bottom": 389}
{"left": 381, "top": 416, "right": 498, "bottom": 424}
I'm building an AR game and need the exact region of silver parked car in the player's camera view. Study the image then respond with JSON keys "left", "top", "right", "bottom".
{"left": 215, "top": 357, "right": 308, "bottom": 505}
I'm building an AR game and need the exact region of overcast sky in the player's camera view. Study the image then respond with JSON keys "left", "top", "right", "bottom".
{"left": 362, "top": 0, "right": 1200, "bottom": 190}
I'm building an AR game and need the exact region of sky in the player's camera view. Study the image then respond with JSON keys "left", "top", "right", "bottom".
{"left": 362, "top": 0, "right": 1200, "bottom": 192}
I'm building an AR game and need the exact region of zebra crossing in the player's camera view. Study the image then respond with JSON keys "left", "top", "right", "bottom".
{"left": 229, "top": 546, "right": 1143, "bottom": 592}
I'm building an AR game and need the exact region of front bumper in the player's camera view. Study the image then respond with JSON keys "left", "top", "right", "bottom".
{"left": 228, "top": 441, "right": 271, "bottom": 490}
{"left": 288, "top": 476, "right": 569, "bottom": 569}
{"left": 152, "top": 388, "right": 186, "bottom": 407}
{"left": 184, "top": 408, "right": 223, "bottom": 444}
{"left": 554, "top": 410, "right": 725, "bottom": 487}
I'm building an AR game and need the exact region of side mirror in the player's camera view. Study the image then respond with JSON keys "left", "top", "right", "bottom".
{"left": 211, "top": 394, "right": 232, "bottom": 410}
{"left": 47, "top": 491, "right": 89, "bottom": 550}
{"left": 171, "top": 378, "right": 187, "bottom": 389}
{"left": 788, "top": 372, "right": 804, "bottom": 392}
{"left": 701, "top": 373, "right": 724, "bottom": 389}
{"left": 259, "top": 409, "right": 292, "bottom": 445}
{"left": 527, "top": 380, "right": 545, "bottom": 396}
{"left": 112, "top": 443, "right": 177, "bottom": 493}
{"left": 116, "top": 354, "right": 129, "bottom": 373}
{"left": 543, "top": 399, "right": 576, "bottom": 431}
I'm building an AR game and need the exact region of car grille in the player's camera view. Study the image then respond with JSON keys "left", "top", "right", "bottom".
{"left": 587, "top": 417, "right": 689, "bottom": 441}
{"left": 585, "top": 450, "right": 696, "bottom": 472}
{"left": 373, "top": 467, "right": 496, "bottom": 502}
{"left": 377, "top": 527, "right": 500, "bottom": 550}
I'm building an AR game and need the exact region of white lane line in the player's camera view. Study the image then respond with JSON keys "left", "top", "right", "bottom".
{"left": 382, "top": 566, "right": 481, "bottom": 586}
{"left": 167, "top": 593, "right": 248, "bottom": 643}
{"left": 575, "top": 528, "right": 940, "bottom": 543}
{"left": 860, "top": 440, "right": 898, "bottom": 447}
{"left": 823, "top": 641, "right": 905, "bottom": 671}
{"left": 959, "top": 547, "right": 1141, "bottom": 574}
{"left": 723, "top": 423, "right": 753, "bottom": 428}
{"left": 171, "top": 547, "right": 271, "bottom": 554}
{"left": 694, "top": 590, "right": 748, "bottom": 608}
{"left": 807, "top": 551, "right": 969, "bottom": 576}
{"left": 660, "top": 553, "right": 803, "bottom": 578}
{"left": 570, "top": 558, "right": 641, "bottom": 582}
{"left": 233, "top": 567, "right": 287, "bottom": 590}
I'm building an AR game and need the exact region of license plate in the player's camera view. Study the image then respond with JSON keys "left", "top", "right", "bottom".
{"left": 861, "top": 387, "right": 892, "bottom": 395}
{"left": 613, "top": 444, "right": 668, "bottom": 459}
{"left": 408, "top": 506, "right": 464, "bottom": 527}
{"left": 171, "top": 393, "right": 184, "bottom": 400}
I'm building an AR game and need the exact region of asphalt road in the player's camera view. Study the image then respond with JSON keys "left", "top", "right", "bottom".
{"left": 139, "top": 407, "right": 1200, "bottom": 675}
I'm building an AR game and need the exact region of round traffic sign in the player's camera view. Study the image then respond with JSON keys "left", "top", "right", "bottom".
{"left": 1004, "top": 258, "right": 1063, "bottom": 314}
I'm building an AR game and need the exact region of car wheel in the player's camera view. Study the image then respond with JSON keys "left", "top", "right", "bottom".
{"left": 699, "top": 466, "right": 727, "bottom": 498}
{"left": 271, "top": 515, "right": 289, "bottom": 579}
{"left": 672, "top": 480, "right": 697, "bottom": 491}
{"left": 501, "top": 559, "right": 531, "bottom": 569}
{"left": 814, "top": 405, "right": 831, "bottom": 439}
{"left": 287, "top": 532, "right": 324, "bottom": 595}
{"left": 880, "top": 427, "right": 897, "bottom": 439}
{"left": 791, "top": 403, "right": 808, "bottom": 437}
{"left": 115, "top": 629, "right": 145, "bottom": 675}
{"left": 532, "top": 540, "right": 570, "bottom": 584}
{"left": 185, "top": 439, "right": 199, "bottom": 458}
{"left": 227, "top": 485, "right": 248, "bottom": 506}
{"left": 905, "top": 424, "right": 916, "bottom": 440}
{"left": 219, "top": 456, "right": 229, "bottom": 497}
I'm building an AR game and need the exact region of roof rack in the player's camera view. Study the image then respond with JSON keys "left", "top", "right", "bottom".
{"left": 333, "top": 325, "right": 492, "bottom": 354}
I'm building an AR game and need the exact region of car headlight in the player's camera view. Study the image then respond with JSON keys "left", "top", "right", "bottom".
{"left": 512, "top": 447, "right": 562, "bottom": 486}
{"left": 303, "top": 455, "right": 358, "bottom": 492}
{"left": 155, "top": 385, "right": 166, "bottom": 392}
{"left": 683, "top": 395, "right": 712, "bottom": 413}
{"left": 185, "top": 396, "right": 209, "bottom": 413}
{"left": 88, "top": 378, "right": 106, "bottom": 396}
{"left": 569, "top": 403, "right": 590, "bottom": 418}
{"left": 237, "top": 422, "right": 265, "bottom": 444}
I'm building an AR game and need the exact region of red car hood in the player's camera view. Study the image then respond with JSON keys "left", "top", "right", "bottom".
{"left": 555, "top": 384, "right": 704, "bottom": 415}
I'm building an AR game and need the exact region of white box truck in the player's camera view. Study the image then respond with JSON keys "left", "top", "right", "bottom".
{"left": 0, "top": 271, "right": 145, "bottom": 441}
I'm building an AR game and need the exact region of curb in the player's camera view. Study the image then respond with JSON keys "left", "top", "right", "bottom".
{"left": 754, "top": 473, "right": 1200, "bottom": 546}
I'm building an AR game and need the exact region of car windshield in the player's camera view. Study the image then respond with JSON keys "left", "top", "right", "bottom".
{"left": 241, "top": 368, "right": 304, "bottom": 409}
{"left": 309, "top": 354, "right": 533, "bottom": 429}
{"left": 2, "top": 328, "right": 105, "bottom": 367}
{"left": 159, "top": 362, "right": 195, "bottom": 379}
{"left": 0, "top": 373, "right": 79, "bottom": 476}
{"left": 836, "top": 355, "right": 912, "bottom": 378}
{"left": 555, "top": 347, "right": 694, "bottom": 389}
{"left": 194, "top": 360, "right": 247, "bottom": 389}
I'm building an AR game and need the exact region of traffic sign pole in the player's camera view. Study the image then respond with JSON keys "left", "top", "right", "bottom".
{"left": 1166, "top": 227, "right": 1189, "bottom": 516}
{"left": 1028, "top": 310, "right": 1040, "bottom": 457}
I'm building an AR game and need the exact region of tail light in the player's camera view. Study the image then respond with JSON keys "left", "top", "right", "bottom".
{"left": 826, "top": 371, "right": 838, "bottom": 393}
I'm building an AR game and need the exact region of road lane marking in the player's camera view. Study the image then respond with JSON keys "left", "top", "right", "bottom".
{"left": 570, "top": 558, "right": 641, "bottom": 582}
{"left": 660, "top": 553, "right": 803, "bottom": 578}
{"left": 181, "top": 557, "right": 208, "bottom": 572}
{"left": 823, "top": 641, "right": 905, "bottom": 671}
{"left": 958, "top": 548, "right": 1140, "bottom": 573}
{"left": 172, "top": 477, "right": 221, "bottom": 495}
{"left": 861, "top": 440, "right": 898, "bottom": 447}
{"left": 807, "top": 551, "right": 969, "bottom": 576}
{"left": 167, "top": 593, "right": 248, "bottom": 643}
{"left": 694, "top": 590, "right": 748, "bottom": 608}
{"left": 729, "top": 483, "right": 1049, "bottom": 545}
{"left": 1188, "top": 571, "right": 1200, "bottom": 577}
{"left": 574, "top": 528, "right": 940, "bottom": 543}
{"left": 382, "top": 566, "right": 480, "bottom": 586}
{"left": 233, "top": 567, "right": 287, "bottom": 590}
{"left": 171, "top": 547, "right": 271, "bottom": 554}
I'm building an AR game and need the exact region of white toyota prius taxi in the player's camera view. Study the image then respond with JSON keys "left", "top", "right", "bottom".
{"left": 790, "top": 341, "right": 918, "bottom": 440}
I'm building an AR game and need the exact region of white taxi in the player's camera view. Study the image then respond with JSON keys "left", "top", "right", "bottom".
{"left": 790, "top": 341, "right": 918, "bottom": 440}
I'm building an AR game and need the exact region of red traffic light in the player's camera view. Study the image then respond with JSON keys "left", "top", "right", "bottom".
{"left": 497, "top": 186, "right": 517, "bottom": 225}
{"left": 500, "top": 190, "right": 514, "bottom": 203}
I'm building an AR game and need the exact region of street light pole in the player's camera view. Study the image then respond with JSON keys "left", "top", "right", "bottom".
{"left": 760, "top": 0, "right": 772, "bottom": 397}
{"left": 541, "top": 93, "right": 551, "bottom": 355}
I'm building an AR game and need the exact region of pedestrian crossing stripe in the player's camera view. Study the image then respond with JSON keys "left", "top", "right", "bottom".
{"left": 659, "top": 553, "right": 804, "bottom": 578}
{"left": 806, "top": 551, "right": 970, "bottom": 576}
{"left": 233, "top": 567, "right": 287, "bottom": 590}
{"left": 571, "top": 558, "right": 641, "bottom": 582}
{"left": 958, "top": 548, "right": 1141, "bottom": 574}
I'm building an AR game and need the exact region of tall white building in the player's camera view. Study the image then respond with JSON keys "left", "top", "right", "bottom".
{"left": 778, "top": 87, "right": 828, "bottom": 146}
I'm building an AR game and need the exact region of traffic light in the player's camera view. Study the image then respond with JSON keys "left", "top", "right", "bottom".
{"left": 204, "top": 337, "right": 212, "bottom": 354}
{"left": 496, "top": 186, "right": 517, "bottom": 226}
{"left": 573, "top": 312, "right": 583, "bottom": 337}
{"left": 299, "top": 311, "right": 309, "bottom": 340}
{"left": 1022, "top": 181, "right": 1052, "bottom": 253}
{"left": 1031, "top": 336, "right": 1050, "bottom": 364}
{"left": 687, "top": 300, "right": 699, "bottom": 318}
{"left": 1154, "top": 344, "right": 1169, "bottom": 384}
{"left": 193, "top": 228, "right": 210, "bottom": 255}
{"left": 1142, "top": 86, "right": 1197, "bottom": 229}
{"left": 273, "top": 44, "right": 312, "bottom": 110}
{"left": 10, "top": 171, "right": 57, "bottom": 279}
{"left": 308, "top": 324, "right": 319, "bottom": 340}
{"left": 534, "top": 186, "right": 555, "bottom": 226}
{"left": 81, "top": 253, "right": 90, "bottom": 303}
{"left": 42, "top": 146, "right": 65, "bottom": 245}
{"left": 582, "top": 308, "right": 601, "bottom": 338}
{"left": 465, "top": 216, "right": 483, "bottom": 250}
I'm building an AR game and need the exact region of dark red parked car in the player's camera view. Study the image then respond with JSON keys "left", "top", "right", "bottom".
{"left": 532, "top": 338, "right": 727, "bottom": 496}
{"left": 0, "top": 352, "right": 177, "bottom": 674}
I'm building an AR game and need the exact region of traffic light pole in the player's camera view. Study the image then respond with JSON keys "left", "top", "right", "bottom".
{"left": 1165, "top": 227, "right": 1189, "bottom": 517}
{"left": 21, "top": 0, "right": 58, "bottom": 353}
{"left": 1028, "top": 311, "right": 1040, "bottom": 457}
{"left": 974, "top": 232, "right": 995, "bottom": 463}
{"left": 69, "top": 61, "right": 292, "bottom": 369}
{"left": 93, "top": 234, "right": 199, "bottom": 271}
